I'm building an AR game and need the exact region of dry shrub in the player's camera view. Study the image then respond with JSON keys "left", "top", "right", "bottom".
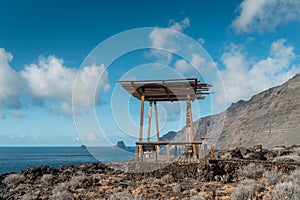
{"left": 161, "top": 174, "right": 174, "bottom": 184}
{"left": 109, "top": 191, "right": 141, "bottom": 200}
{"left": 263, "top": 170, "right": 282, "bottom": 185}
{"left": 3, "top": 174, "right": 25, "bottom": 185}
{"left": 41, "top": 174, "right": 54, "bottom": 185}
{"left": 286, "top": 169, "right": 300, "bottom": 183}
{"left": 238, "top": 163, "right": 265, "bottom": 180}
{"left": 273, "top": 153, "right": 300, "bottom": 163}
{"left": 230, "top": 179, "right": 257, "bottom": 200}
{"left": 21, "top": 194, "right": 37, "bottom": 200}
{"left": 270, "top": 181, "right": 300, "bottom": 200}
{"left": 49, "top": 175, "right": 87, "bottom": 200}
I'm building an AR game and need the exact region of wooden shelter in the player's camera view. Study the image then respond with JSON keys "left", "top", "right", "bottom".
{"left": 118, "top": 78, "right": 212, "bottom": 162}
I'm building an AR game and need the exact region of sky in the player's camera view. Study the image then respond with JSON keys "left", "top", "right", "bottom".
{"left": 0, "top": 0, "right": 300, "bottom": 146}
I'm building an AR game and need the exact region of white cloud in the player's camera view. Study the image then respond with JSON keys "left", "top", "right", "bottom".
{"left": 21, "top": 56, "right": 75, "bottom": 102}
{"left": 0, "top": 48, "right": 25, "bottom": 107}
{"left": 174, "top": 53, "right": 216, "bottom": 74}
{"left": 149, "top": 17, "right": 190, "bottom": 49}
{"left": 21, "top": 55, "right": 110, "bottom": 108}
{"left": 60, "top": 102, "right": 81, "bottom": 118}
{"left": 191, "top": 54, "right": 207, "bottom": 69}
{"left": 0, "top": 48, "right": 110, "bottom": 118}
{"left": 232, "top": 0, "right": 300, "bottom": 33}
{"left": 168, "top": 17, "right": 190, "bottom": 32}
{"left": 147, "top": 17, "right": 190, "bottom": 65}
{"left": 220, "top": 39, "right": 300, "bottom": 103}
{"left": 174, "top": 59, "right": 191, "bottom": 73}
{"left": 72, "top": 63, "right": 110, "bottom": 107}
{"left": 60, "top": 102, "right": 73, "bottom": 118}
{"left": 197, "top": 38, "right": 205, "bottom": 45}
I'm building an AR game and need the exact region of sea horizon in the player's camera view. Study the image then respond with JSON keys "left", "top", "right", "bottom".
{"left": 0, "top": 146, "right": 134, "bottom": 175}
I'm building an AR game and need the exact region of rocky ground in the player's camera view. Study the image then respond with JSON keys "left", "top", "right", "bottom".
{"left": 0, "top": 145, "right": 299, "bottom": 200}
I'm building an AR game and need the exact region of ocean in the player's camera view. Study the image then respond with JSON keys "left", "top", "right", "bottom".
{"left": 0, "top": 147, "right": 134, "bottom": 175}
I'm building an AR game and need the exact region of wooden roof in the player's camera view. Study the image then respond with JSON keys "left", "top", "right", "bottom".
{"left": 118, "top": 78, "right": 212, "bottom": 102}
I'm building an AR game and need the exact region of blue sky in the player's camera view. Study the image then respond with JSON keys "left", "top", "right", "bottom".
{"left": 0, "top": 0, "right": 300, "bottom": 146}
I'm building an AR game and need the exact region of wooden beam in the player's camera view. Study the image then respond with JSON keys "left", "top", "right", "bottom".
{"left": 154, "top": 101, "right": 160, "bottom": 154}
{"left": 131, "top": 81, "right": 143, "bottom": 96}
{"left": 139, "top": 95, "right": 145, "bottom": 142}
{"left": 147, "top": 101, "right": 153, "bottom": 142}
{"left": 136, "top": 141, "right": 203, "bottom": 145}
{"left": 118, "top": 77, "right": 197, "bottom": 83}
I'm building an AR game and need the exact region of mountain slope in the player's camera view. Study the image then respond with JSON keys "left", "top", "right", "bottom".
{"left": 162, "top": 73, "right": 300, "bottom": 149}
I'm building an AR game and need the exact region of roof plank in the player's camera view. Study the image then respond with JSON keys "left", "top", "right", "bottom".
{"left": 118, "top": 78, "right": 212, "bottom": 102}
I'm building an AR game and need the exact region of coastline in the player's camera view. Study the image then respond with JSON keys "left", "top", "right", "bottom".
{"left": 0, "top": 145, "right": 299, "bottom": 199}
{"left": 0, "top": 146, "right": 134, "bottom": 175}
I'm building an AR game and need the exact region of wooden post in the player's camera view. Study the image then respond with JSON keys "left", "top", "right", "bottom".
{"left": 139, "top": 95, "right": 145, "bottom": 142}
{"left": 188, "top": 95, "right": 197, "bottom": 158}
{"left": 147, "top": 101, "right": 153, "bottom": 142}
{"left": 166, "top": 145, "right": 170, "bottom": 162}
{"left": 135, "top": 146, "right": 139, "bottom": 162}
{"left": 186, "top": 98, "right": 190, "bottom": 142}
{"left": 154, "top": 102, "right": 160, "bottom": 154}
{"left": 203, "top": 142, "right": 208, "bottom": 163}
{"left": 139, "top": 145, "right": 143, "bottom": 162}
{"left": 185, "top": 97, "right": 191, "bottom": 160}
{"left": 211, "top": 144, "right": 215, "bottom": 160}
{"left": 155, "top": 146, "right": 158, "bottom": 162}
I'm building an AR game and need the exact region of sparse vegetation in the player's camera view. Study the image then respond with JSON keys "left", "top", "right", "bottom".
{"left": 41, "top": 174, "right": 54, "bottom": 185}
{"left": 273, "top": 153, "right": 300, "bottom": 163}
{"left": 109, "top": 191, "right": 140, "bottom": 200}
{"left": 161, "top": 173, "right": 174, "bottom": 183}
{"left": 190, "top": 196, "right": 205, "bottom": 200}
{"left": 49, "top": 189, "right": 72, "bottom": 200}
{"left": 3, "top": 174, "right": 25, "bottom": 185}
{"left": 270, "top": 181, "right": 300, "bottom": 200}
{"left": 48, "top": 175, "right": 87, "bottom": 200}
{"left": 21, "top": 194, "right": 37, "bottom": 200}
{"left": 263, "top": 169, "right": 283, "bottom": 185}
{"left": 286, "top": 169, "right": 300, "bottom": 182}
{"left": 230, "top": 179, "right": 257, "bottom": 200}
{"left": 238, "top": 163, "right": 265, "bottom": 179}
{"left": 68, "top": 175, "right": 87, "bottom": 190}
